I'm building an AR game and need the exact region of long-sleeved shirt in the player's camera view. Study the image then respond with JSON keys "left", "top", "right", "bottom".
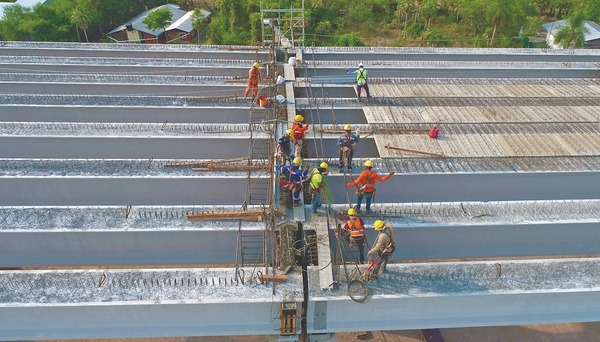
{"left": 280, "top": 165, "right": 308, "bottom": 183}
{"left": 277, "top": 135, "right": 292, "bottom": 156}
{"left": 291, "top": 122, "right": 309, "bottom": 140}
{"left": 337, "top": 132, "right": 360, "bottom": 148}
{"left": 368, "top": 227, "right": 393, "bottom": 257}
{"left": 347, "top": 169, "right": 393, "bottom": 193}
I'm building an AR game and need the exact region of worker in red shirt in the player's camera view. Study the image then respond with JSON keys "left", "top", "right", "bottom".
{"left": 347, "top": 160, "right": 394, "bottom": 214}
{"left": 244, "top": 62, "right": 261, "bottom": 98}
{"left": 291, "top": 114, "right": 309, "bottom": 158}
{"left": 343, "top": 208, "right": 366, "bottom": 263}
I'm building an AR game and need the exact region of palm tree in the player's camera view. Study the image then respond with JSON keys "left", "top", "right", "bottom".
{"left": 553, "top": 10, "right": 588, "bottom": 49}
{"left": 70, "top": 7, "right": 90, "bottom": 42}
{"left": 486, "top": 0, "right": 514, "bottom": 47}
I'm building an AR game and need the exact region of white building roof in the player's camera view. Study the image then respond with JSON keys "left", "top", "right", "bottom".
{"left": 108, "top": 4, "right": 187, "bottom": 36}
{"left": 166, "top": 9, "right": 211, "bottom": 33}
{"left": 541, "top": 20, "right": 600, "bottom": 43}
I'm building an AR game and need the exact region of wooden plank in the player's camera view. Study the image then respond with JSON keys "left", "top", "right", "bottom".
{"left": 553, "top": 133, "right": 600, "bottom": 156}
{"left": 438, "top": 133, "right": 506, "bottom": 158}
{"left": 495, "top": 134, "right": 570, "bottom": 157}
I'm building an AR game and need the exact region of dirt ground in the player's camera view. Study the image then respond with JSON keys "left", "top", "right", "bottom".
{"left": 34, "top": 322, "right": 600, "bottom": 342}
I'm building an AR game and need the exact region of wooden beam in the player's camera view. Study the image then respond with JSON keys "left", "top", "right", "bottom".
{"left": 260, "top": 274, "right": 289, "bottom": 283}
{"left": 164, "top": 157, "right": 251, "bottom": 168}
{"left": 384, "top": 145, "right": 445, "bottom": 158}
{"left": 192, "top": 163, "right": 271, "bottom": 172}
{"left": 316, "top": 128, "right": 430, "bottom": 134}
{"left": 187, "top": 210, "right": 264, "bottom": 222}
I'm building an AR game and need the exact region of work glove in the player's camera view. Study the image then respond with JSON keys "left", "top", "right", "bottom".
{"left": 345, "top": 69, "right": 348, "bottom": 72}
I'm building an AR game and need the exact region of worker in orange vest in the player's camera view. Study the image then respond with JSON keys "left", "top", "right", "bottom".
{"left": 343, "top": 208, "right": 366, "bottom": 263}
{"left": 244, "top": 62, "right": 261, "bottom": 98}
{"left": 291, "top": 114, "right": 309, "bottom": 158}
{"left": 347, "top": 160, "right": 394, "bottom": 214}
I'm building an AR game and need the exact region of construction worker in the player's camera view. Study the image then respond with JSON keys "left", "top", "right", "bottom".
{"left": 337, "top": 124, "right": 360, "bottom": 170}
{"left": 275, "top": 129, "right": 294, "bottom": 165}
{"left": 346, "top": 63, "right": 371, "bottom": 102}
{"left": 309, "top": 162, "right": 328, "bottom": 215}
{"left": 244, "top": 62, "right": 261, "bottom": 98}
{"left": 368, "top": 220, "right": 396, "bottom": 278}
{"left": 343, "top": 208, "right": 365, "bottom": 263}
{"left": 279, "top": 157, "right": 309, "bottom": 206}
{"left": 291, "top": 114, "right": 309, "bottom": 158}
{"left": 347, "top": 160, "right": 394, "bottom": 214}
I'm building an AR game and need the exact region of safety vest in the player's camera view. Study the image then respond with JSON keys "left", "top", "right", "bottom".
{"left": 356, "top": 69, "right": 367, "bottom": 85}
{"left": 309, "top": 168, "right": 322, "bottom": 190}
{"left": 360, "top": 170, "right": 375, "bottom": 193}
{"left": 347, "top": 217, "right": 365, "bottom": 238}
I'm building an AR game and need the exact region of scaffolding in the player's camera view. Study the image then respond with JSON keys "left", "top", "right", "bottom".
{"left": 261, "top": 0, "right": 305, "bottom": 50}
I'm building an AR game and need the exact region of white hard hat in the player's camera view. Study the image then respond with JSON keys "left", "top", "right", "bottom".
{"left": 358, "top": 63, "right": 364, "bottom": 68}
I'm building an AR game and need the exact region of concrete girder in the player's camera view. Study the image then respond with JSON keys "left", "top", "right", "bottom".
{"left": 301, "top": 67, "right": 599, "bottom": 79}
{"left": 0, "top": 177, "right": 269, "bottom": 206}
{"left": 3, "top": 258, "right": 600, "bottom": 339}
{"left": 0, "top": 105, "right": 257, "bottom": 124}
{"left": 3, "top": 214, "right": 599, "bottom": 266}
{"left": 308, "top": 291, "right": 600, "bottom": 333}
{"left": 0, "top": 136, "right": 270, "bottom": 159}
{"left": 325, "top": 172, "right": 600, "bottom": 203}
{"left": 0, "top": 63, "right": 251, "bottom": 77}
{"left": 0, "top": 45, "right": 269, "bottom": 60}
{"left": 0, "top": 82, "right": 249, "bottom": 97}
{"left": 302, "top": 48, "right": 600, "bottom": 62}
{"left": 0, "top": 230, "right": 256, "bottom": 267}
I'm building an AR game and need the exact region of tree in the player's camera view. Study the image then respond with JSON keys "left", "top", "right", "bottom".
{"left": 191, "top": 8, "right": 208, "bottom": 44}
{"left": 486, "top": 0, "right": 515, "bottom": 47}
{"left": 70, "top": 7, "right": 90, "bottom": 42}
{"left": 553, "top": 10, "right": 588, "bottom": 48}
{"left": 142, "top": 7, "right": 172, "bottom": 42}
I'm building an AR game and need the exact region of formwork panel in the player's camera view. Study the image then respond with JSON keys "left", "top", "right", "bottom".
{"left": 438, "top": 134, "right": 506, "bottom": 158}
{"left": 362, "top": 106, "right": 393, "bottom": 123}
{"left": 371, "top": 84, "right": 600, "bottom": 98}
{"left": 553, "top": 133, "right": 600, "bottom": 156}
{"left": 388, "top": 106, "right": 427, "bottom": 123}
{"left": 495, "top": 134, "right": 570, "bottom": 157}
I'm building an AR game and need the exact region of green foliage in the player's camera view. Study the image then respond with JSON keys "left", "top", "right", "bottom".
{"left": 336, "top": 33, "right": 365, "bottom": 47}
{"left": 424, "top": 29, "right": 450, "bottom": 46}
{"left": 0, "top": 0, "right": 593, "bottom": 48}
{"left": 143, "top": 7, "right": 173, "bottom": 31}
{"left": 406, "top": 22, "right": 425, "bottom": 38}
{"left": 553, "top": 9, "right": 588, "bottom": 48}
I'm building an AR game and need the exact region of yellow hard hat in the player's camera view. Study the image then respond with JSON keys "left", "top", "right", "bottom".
{"left": 364, "top": 160, "right": 374, "bottom": 167}
{"left": 344, "top": 124, "right": 352, "bottom": 131}
{"left": 347, "top": 208, "right": 356, "bottom": 216}
{"left": 292, "top": 157, "right": 302, "bottom": 165}
{"left": 374, "top": 220, "right": 385, "bottom": 230}
{"left": 253, "top": 62, "right": 260, "bottom": 68}
{"left": 294, "top": 114, "right": 304, "bottom": 122}
{"left": 286, "top": 129, "right": 293, "bottom": 136}
{"left": 319, "top": 162, "right": 329, "bottom": 169}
